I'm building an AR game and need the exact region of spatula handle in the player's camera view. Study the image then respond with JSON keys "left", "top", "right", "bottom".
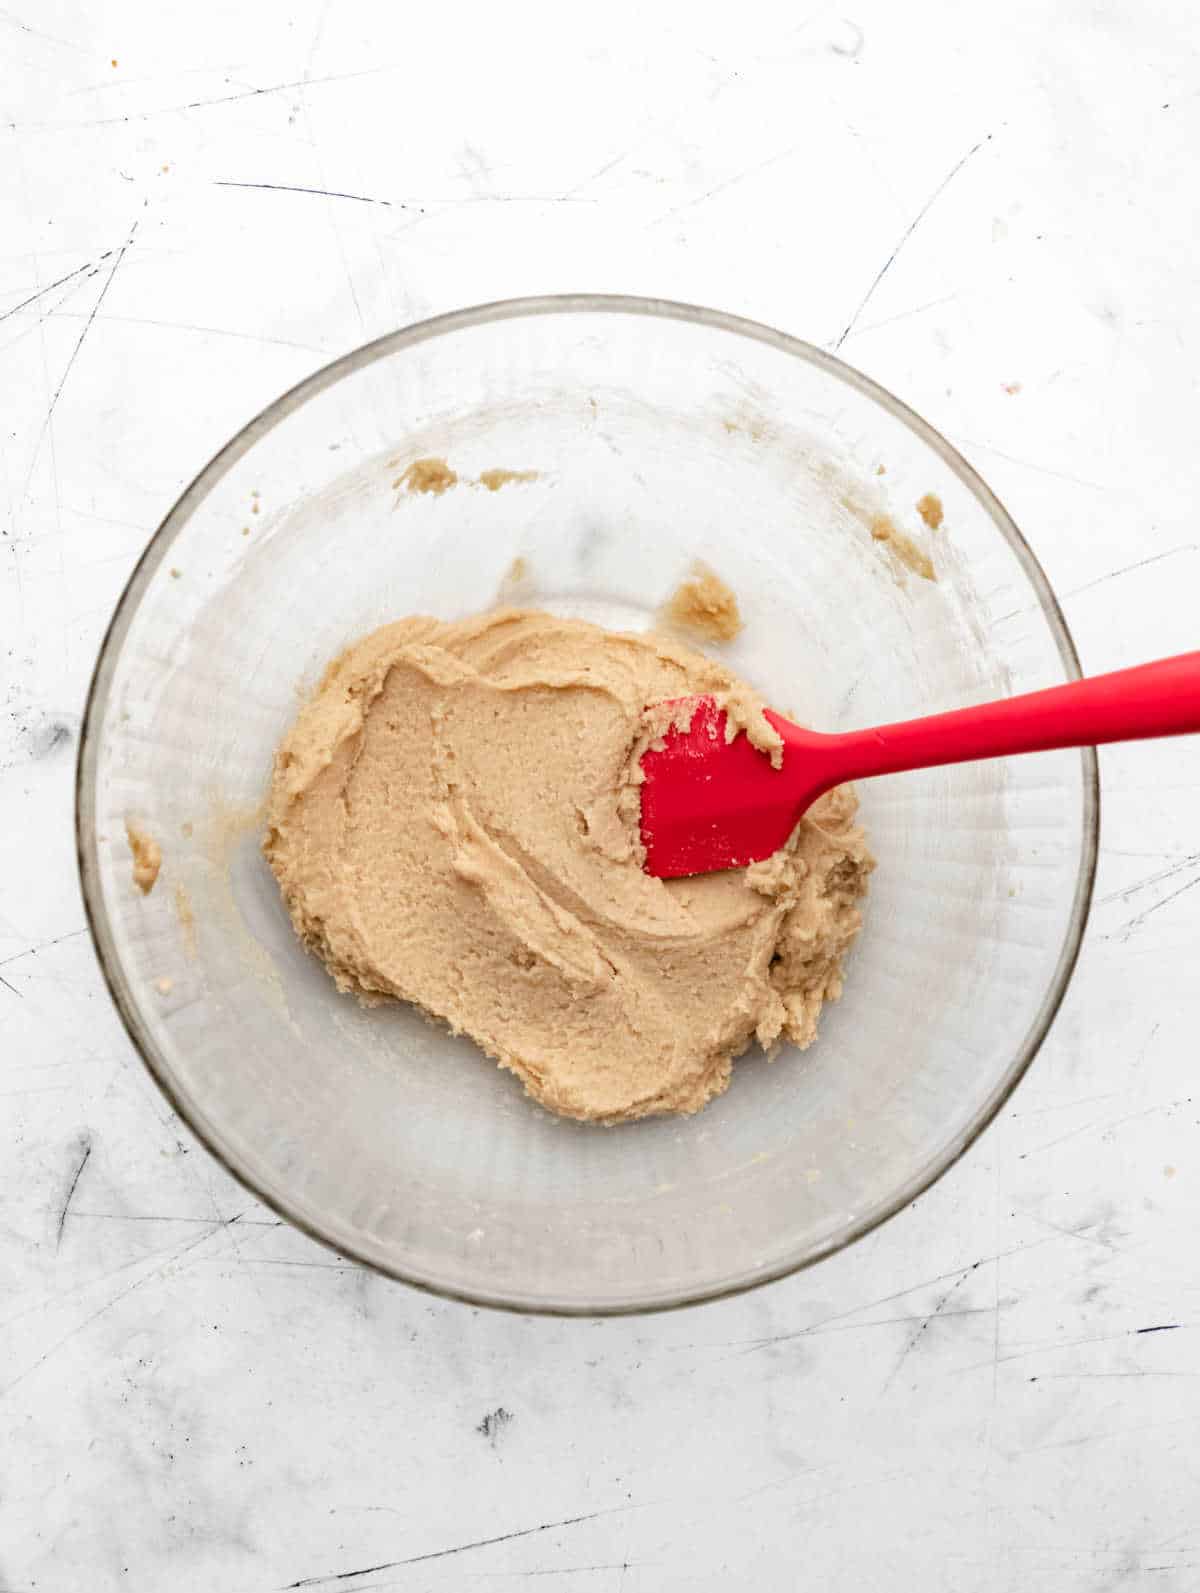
{"left": 828, "top": 650, "right": 1200, "bottom": 782}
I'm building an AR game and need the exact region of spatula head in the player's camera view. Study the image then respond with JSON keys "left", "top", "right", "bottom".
{"left": 638, "top": 695, "right": 808, "bottom": 879}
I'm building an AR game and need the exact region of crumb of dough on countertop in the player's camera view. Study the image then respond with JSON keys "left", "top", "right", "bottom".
{"left": 869, "top": 514, "right": 936, "bottom": 582}
{"left": 477, "top": 468, "right": 538, "bottom": 491}
{"left": 264, "top": 609, "right": 872, "bottom": 1125}
{"left": 395, "top": 457, "right": 458, "bottom": 496}
{"left": 126, "top": 820, "right": 162, "bottom": 894}
{"left": 661, "top": 562, "right": 743, "bottom": 642}
{"left": 916, "top": 492, "right": 944, "bottom": 530}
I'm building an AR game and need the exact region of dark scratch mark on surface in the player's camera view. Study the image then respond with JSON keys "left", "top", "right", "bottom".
{"left": 1099, "top": 853, "right": 1200, "bottom": 906}
{"left": 835, "top": 133, "right": 992, "bottom": 349}
{"left": 56, "top": 310, "right": 330, "bottom": 355}
{"left": 988, "top": 535, "right": 1192, "bottom": 621}
{"left": 1019, "top": 1094, "right": 1189, "bottom": 1161}
{"left": 955, "top": 1324, "right": 1195, "bottom": 1379}
{"left": 955, "top": 437, "right": 1110, "bottom": 498}
{"left": 10, "top": 64, "right": 399, "bottom": 132}
{"left": 42, "top": 221, "right": 137, "bottom": 433}
{"left": 1061, "top": 544, "right": 1198, "bottom": 600}
{"left": 1010, "top": 1090, "right": 1122, "bottom": 1119}
{"left": 56, "top": 1138, "right": 92, "bottom": 1247}
{"left": 728, "top": 1239, "right": 1049, "bottom": 1358}
{"left": 54, "top": 1210, "right": 282, "bottom": 1227}
{"left": 213, "top": 180, "right": 403, "bottom": 208}
{"left": 0, "top": 928, "right": 88, "bottom": 968}
{"left": 560, "top": 146, "right": 634, "bottom": 198}
{"left": 881, "top": 1262, "right": 981, "bottom": 1392}
{"left": 710, "top": 1306, "right": 995, "bottom": 1360}
{"left": 282, "top": 1564, "right": 395, "bottom": 1589}
{"left": 0, "top": 254, "right": 110, "bottom": 327}
{"left": 1034, "top": 1371, "right": 1195, "bottom": 1381}
{"left": 398, "top": 194, "right": 594, "bottom": 206}
{"left": 1137, "top": 1324, "right": 1181, "bottom": 1335}
{"left": 476, "top": 1406, "right": 513, "bottom": 1443}
{"left": 1106, "top": 872, "right": 1200, "bottom": 943}
{"left": 0, "top": 7, "right": 89, "bottom": 51}
{"left": 0, "top": 971, "right": 22, "bottom": 998}
{"left": 852, "top": 292, "right": 960, "bottom": 338}
{"left": 508, "top": 1566, "right": 638, "bottom": 1578}
{"left": 647, "top": 140, "right": 807, "bottom": 228}
{"left": 980, "top": 535, "right": 1196, "bottom": 627}
{"left": 1017, "top": 1208, "right": 1120, "bottom": 1253}
{"left": 22, "top": 719, "right": 72, "bottom": 761}
{"left": 279, "top": 1506, "right": 636, "bottom": 1587}
{"left": 0, "top": 1215, "right": 246, "bottom": 1400}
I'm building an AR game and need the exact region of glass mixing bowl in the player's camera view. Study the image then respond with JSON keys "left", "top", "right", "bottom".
{"left": 77, "top": 297, "right": 1097, "bottom": 1314}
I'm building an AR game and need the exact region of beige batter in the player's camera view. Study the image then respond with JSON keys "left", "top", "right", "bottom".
{"left": 478, "top": 468, "right": 538, "bottom": 491}
{"left": 661, "top": 562, "right": 743, "bottom": 643}
{"left": 265, "top": 609, "right": 872, "bottom": 1123}
{"left": 869, "top": 512, "right": 936, "bottom": 582}
{"left": 394, "top": 456, "right": 539, "bottom": 497}
{"left": 126, "top": 820, "right": 162, "bottom": 894}
{"left": 916, "top": 492, "right": 945, "bottom": 531}
{"left": 396, "top": 457, "right": 458, "bottom": 495}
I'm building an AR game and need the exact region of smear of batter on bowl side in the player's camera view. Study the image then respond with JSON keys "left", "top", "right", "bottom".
{"left": 264, "top": 608, "right": 872, "bottom": 1124}
{"left": 478, "top": 468, "right": 538, "bottom": 491}
{"left": 916, "top": 492, "right": 944, "bottom": 530}
{"left": 394, "top": 457, "right": 540, "bottom": 498}
{"left": 496, "top": 555, "right": 534, "bottom": 604}
{"left": 869, "top": 513, "right": 936, "bottom": 582}
{"left": 660, "top": 563, "right": 743, "bottom": 643}
{"left": 175, "top": 883, "right": 197, "bottom": 958}
{"left": 125, "top": 820, "right": 162, "bottom": 895}
{"left": 396, "top": 457, "right": 459, "bottom": 495}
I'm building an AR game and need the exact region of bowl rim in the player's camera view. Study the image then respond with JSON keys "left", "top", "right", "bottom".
{"left": 76, "top": 293, "right": 1100, "bottom": 1316}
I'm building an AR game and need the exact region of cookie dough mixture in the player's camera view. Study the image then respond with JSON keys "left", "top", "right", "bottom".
{"left": 661, "top": 562, "right": 743, "bottom": 642}
{"left": 126, "top": 820, "right": 162, "bottom": 894}
{"left": 265, "top": 610, "right": 872, "bottom": 1123}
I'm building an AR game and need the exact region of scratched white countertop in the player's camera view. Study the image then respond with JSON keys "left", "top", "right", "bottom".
{"left": 4, "top": 4, "right": 1200, "bottom": 1589}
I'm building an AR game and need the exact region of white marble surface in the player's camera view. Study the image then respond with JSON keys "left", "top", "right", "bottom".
{"left": 4, "top": 3, "right": 1200, "bottom": 1588}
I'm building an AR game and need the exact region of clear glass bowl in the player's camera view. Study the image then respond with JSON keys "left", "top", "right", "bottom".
{"left": 77, "top": 297, "right": 1097, "bottom": 1315}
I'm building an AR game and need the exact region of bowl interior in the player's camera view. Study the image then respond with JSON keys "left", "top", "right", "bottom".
{"left": 79, "top": 300, "right": 1095, "bottom": 1313}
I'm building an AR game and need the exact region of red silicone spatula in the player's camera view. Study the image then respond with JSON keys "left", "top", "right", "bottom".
{"left": 639, "top": 651, "right": 1200, "bottom": 880}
